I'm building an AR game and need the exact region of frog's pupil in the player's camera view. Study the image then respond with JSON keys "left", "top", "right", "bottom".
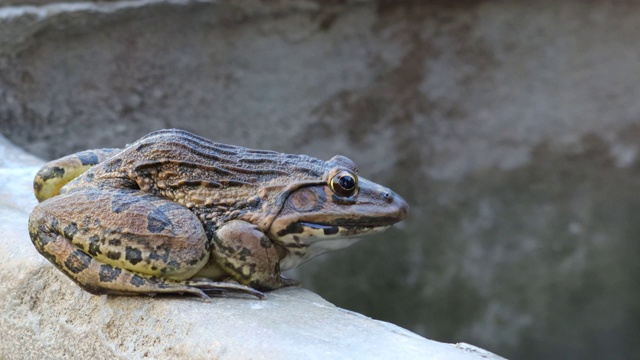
{"left": 339, "top": 175, "right": 355, "bottom": 190}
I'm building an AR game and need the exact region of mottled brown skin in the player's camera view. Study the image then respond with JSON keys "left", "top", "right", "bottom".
{"left": 29, "top": 129, "right": 408, "bottom": 300}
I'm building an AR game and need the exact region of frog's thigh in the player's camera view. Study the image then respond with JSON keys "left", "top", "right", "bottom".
{"left": 213, "top": 220, "right": 294, "bottom": 291}
{"left": 29, "top": 190, "right": 210, "bottom": 296}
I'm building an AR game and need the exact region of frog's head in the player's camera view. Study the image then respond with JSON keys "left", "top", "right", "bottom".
{"left": 268, "top": 155, "right": 409, "bottom": 270}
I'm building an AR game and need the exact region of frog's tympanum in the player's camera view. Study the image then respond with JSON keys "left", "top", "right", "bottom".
{"left": 28, "top": 129, "right": 408, "bottom": 300}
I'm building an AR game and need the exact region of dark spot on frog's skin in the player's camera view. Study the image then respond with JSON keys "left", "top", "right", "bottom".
{"left": 39, "top": 166, "right": 65, "bottom": 181}
{"left": 51, "top": 218, "right": 59, "bottom": 229}
{"left": 323, "top": 226, "right": 339, "bottom": 235}
{"left": 147, "top": 208, "right": 171, "bottom": 233}
{"left": 83, "top": 216, "right": 92, "bottom": 229}
{"left": 106, "top": 251, "right": 121, "bottom": 260}
{"left": 151, "top": 266, "right": 158, "bottom": 271}
{"left": 216, "top": 242, "right": 239, "bottom": 256}
{"left": 77, "top": 151, "right": 100, "bottom": 166}
{"left": 130, "top": 275, "right": 145, "bottom": 287}
{"left": 187, "top": 257, "right": 201, "bottom": 266}
{"left": 166, "top": 260, "right": 181, "bottom": 272}
{"left": 285, "top": 242, "right": 307, "bottom": 249}
{"left": 238, "top": 248, "right": 251, "bottom": 260}
{"left": 125, "top": 246, "right": 143, "bottom": 265}
{"left": 36, "top": 225, "right": 55, "bottom": 246}
{"left": 111, "top": 193, "right": 142, "bottom": 213}
{"left": 260, "top": 236, "right": 272, "bottom": 248}
{"left": 276, "top": 222, "right": 304, "bottom": 237}
{"left": 103, "top": 158, "right": 122, "bottom": 173}
{"left": 156, "top": 202, "right": 189, "bottom": 213}
{"left": 85, "top": 172, "right": 95, "bottom": 182}
{"left": 63, "top": 222, "right": 78, "bottom": 239}
{"left": 108, "top": 238, "right": 121, "bottom": 246}
{"left": 88, "top": 235, "right": 102, "bottom": 256}
{"left": 99, "top": 264, "right": 122, "bottom": 282}
{"left": 224, "top": 261, "right": 248, "bottom": 279}
{"left": 64, "top": 250, "right": 92, "bottom": 274}
{"left": 148, "top": 248, "right": 170, "bottom": 263}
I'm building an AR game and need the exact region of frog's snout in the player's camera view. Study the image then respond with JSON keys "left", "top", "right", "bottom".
{"left": 386, "top": 190, "right": 409, "bottom": 223}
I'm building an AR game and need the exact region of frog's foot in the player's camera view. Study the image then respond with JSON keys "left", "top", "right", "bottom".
{"left": 186, "top": 278, "right": 265, "bottom": 300}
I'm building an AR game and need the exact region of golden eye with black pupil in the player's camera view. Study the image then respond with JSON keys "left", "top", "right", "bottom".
{"left": 330, "top": 171, "right": 358, "bottom": 197}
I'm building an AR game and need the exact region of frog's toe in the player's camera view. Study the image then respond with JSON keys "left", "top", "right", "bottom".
{"left": 279, "top": 276, "right": 300, "bottom": 287}
{"left": 181, "top": 288, "right": 212, "bottom": 301}
{"left": 186, "top": 279, "right": 265, "bottom": 300}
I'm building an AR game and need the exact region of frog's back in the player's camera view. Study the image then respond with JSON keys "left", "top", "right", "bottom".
{"left": 104, "top": 128, "right": 323, "bottom": 185}
{"left": 46, "top": 129, "right": 328, "bottom": 208}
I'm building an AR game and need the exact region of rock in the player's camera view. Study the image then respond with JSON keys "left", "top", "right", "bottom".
{"left": 0, "top": 135, "right": 505, "bottom": 359}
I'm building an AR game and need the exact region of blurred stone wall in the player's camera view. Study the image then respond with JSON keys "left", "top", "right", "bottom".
{"left": 2, "top": 1, "right": 640, "bottom": 358}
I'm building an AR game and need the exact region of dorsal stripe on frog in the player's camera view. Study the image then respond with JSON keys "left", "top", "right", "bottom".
{"left": 123, "top": 129, "right": 327, "bottom": 187}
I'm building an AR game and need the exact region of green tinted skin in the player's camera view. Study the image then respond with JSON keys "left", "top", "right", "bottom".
{"left": 29, "top": 129, "right": 408, "bottom": 300}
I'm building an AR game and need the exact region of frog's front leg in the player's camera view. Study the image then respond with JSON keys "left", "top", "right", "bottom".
{"left": 212, "top": 220, "right": 298, "bottom": 291}
{"left": 28, "top": 190, "right": 263, "bottom": 299}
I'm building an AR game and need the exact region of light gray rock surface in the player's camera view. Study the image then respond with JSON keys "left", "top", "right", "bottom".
{"left": 0, "top": 136, "right": 505, "bottom": 359}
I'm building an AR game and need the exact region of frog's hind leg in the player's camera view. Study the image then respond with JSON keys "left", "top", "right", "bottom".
{"left": 30, "top": 227, "right": 209, "bottom": 299}
{"left": 28, "top": 190, "right": 263, "bottom": 300}
{"left": 30, "top": 229, "right": 263, "bottom": 299}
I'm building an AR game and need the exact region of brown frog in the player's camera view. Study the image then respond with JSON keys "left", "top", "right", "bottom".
{"left": 28, "top": 129, "right": 408, "bottom": 299}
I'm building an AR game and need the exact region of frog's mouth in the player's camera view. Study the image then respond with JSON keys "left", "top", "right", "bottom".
{"left": 273, "top": 220, "right": 393, "bottom": 246}
{"left": 296, "top": 221, "right": 392, "bottom": 238}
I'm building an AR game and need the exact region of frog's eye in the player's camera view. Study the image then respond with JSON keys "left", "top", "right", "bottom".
{"left": 330, "top": 171, "right": 358, "bottom": 197}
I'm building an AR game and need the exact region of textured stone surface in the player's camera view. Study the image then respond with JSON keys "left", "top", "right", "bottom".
{"left": 0, "top": 136, "right": 504, "bottom": 359}
{"left": 1, "top": 0, "right": 640, "bottom": 359}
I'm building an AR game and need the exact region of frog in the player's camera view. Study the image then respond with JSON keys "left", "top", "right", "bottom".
{"left": 28, "top": 129, "right": 408, "bottom": 300}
